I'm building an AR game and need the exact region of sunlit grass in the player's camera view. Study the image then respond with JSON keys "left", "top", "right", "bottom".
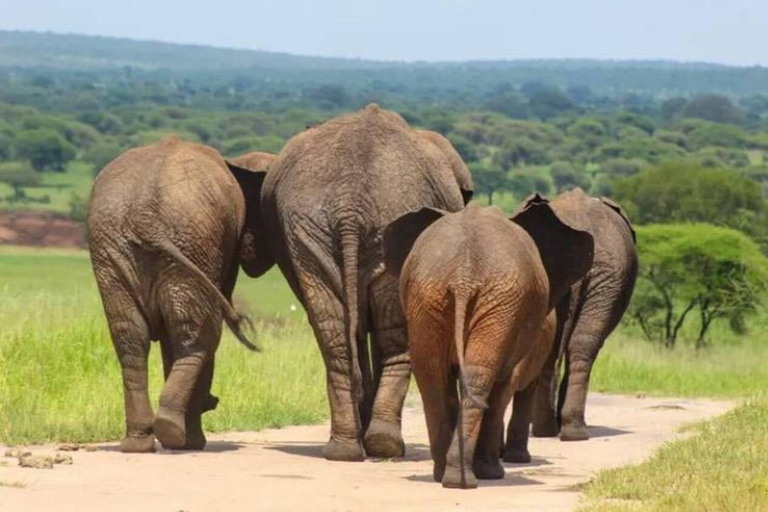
{"left": 0, "top": 246, "right": 321, "bottom": 445}
{"left": 582, "top": 395, "right": 768, "bottom": 511}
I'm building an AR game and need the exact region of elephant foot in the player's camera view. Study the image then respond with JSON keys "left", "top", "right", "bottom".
{"left": 153, "top": 409, "right": 186, "bottom": 450}
{"left": 442, "top": 466, "right": 478, "bottom": 489}
{"left": 560, "top": 423, "right": 590, "bottom": 442}
{"left": 120, "top": 433, "right": 156, "bottom": 453}
{"left": 433, "top": 461, "right": 446, "bottom": 482}
{"left": 502, "top": 447, "right": 531, "bottom": 464}
{"left": 532, "top": 417, "right": 560, "bottom": 438}
{"left": 474, "top": 458, "right": 505, "bottom": 480}
{"left": 201, "top": 394, "right": 219, "bottom": 413}
{"left": 322, "top": 437, "right": 365, "bottom": 462}
{"left": 363, "top": 419, "right": 405, "bottom": 458}
{"left": 179, "top": 414, "right": 206, "bottom": 450}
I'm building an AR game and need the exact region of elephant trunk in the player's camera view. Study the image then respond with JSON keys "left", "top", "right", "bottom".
{"left": 340, "top": 220, "right": 364, "bottom": 431}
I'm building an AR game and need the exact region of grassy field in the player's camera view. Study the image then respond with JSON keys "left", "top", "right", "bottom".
{"left": 0, "top": 161, "right": 95, "bottom": 214}
{"left": 0, "top": 245, "right": 325, "bottom": 444}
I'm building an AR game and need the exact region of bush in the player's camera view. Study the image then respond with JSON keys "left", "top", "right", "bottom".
{"left": 84, "top": 142, "right": 125, "bottom": 175}
{"left": 0, "top": 161, "right": 40, "bottom": 202}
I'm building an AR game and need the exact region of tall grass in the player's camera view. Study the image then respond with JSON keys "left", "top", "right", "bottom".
{"left": 0, "top": 246, "right": 325, "bottom": 445}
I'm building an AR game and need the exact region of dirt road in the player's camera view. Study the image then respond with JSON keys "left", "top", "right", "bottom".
{"left": 0, "top": 393, "right": 732, "bottom": 512}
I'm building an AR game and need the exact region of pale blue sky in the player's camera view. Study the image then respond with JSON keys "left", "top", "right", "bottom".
{"left": 1, "top": 0, "right": 766, "bottom": 65}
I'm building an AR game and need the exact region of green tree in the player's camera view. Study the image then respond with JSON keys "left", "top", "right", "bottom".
{"left": 687, "top": 122, "right": 748, "bottom": 149}
{"left": 550, "top": 161, "right": 591, "bottom": 192}
{"left": 596, "top": 137, "right": 685, "bottom": 163}
{"left": 494, "top": 137, "right": 550, "bottom": 169}
{"left": 0, "top": 135, "right": 11, "bottom": 161}
{"left": 469, "top": 162, "right": 509, "bottom": 205}
{"left": 683, "top": 94, "right": 745, "bottom": 125}
{"left": 84, "top": 142, "right": 125, "bottom": 175}
{"left": 630, "top": 224, "right": 768, "bottom": 348}
{"left": 447, "top": 134, "right": 479, "bottom": 163}
{"left": 0, "top": 161, "right": 40, "bottom": 202}
{"left": 14, "top": 129, "right": 77, "bottom": 172}
{"left": 614, "top": 162, "right": 767, "bottom": 242}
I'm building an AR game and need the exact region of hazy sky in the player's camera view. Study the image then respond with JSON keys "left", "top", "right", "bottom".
{"left": 1, "top": 0, "right": 766, "bottom": 65}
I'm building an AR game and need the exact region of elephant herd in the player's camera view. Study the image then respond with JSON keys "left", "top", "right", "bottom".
{"left": 87, "top": 103, "right": 638, "bottom": 489}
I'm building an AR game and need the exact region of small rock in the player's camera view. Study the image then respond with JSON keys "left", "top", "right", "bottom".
{"left": 57, "top": 443, "right": 80, "bottom": 452}
{"left": 83, "top": 445, "right": 98, "bottom": 452}
{"left": 4, "top": 448, "right": 31, "bottom": 458}
{"left": 18, "top": 454, "right": 54, "bottom": 470}
{"left": 54, "top": 453, "right": 73, "bottom": 465}
{"left": 636, "top": 393, "right": 647, "bottom": 399}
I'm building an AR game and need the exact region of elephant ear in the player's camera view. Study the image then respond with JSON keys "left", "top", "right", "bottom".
{"left": 226, "top": 161, "right": 275, "bottom": 277}
{"left": 511, "top": 194, "right": 595, "bottom": 309}
{"left": 600, "top": 196, "right": 636, "bottom": 244}
{"left": 383, "top": 207, "right": 447, "bottom": 276}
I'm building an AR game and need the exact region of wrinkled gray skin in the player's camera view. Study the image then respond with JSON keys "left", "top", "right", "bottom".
{"left": 414, "top": 130, "right": 474, "bottom": 204}
{"left": 253, "top": 104, "right": 470, "bottom": 461}
{"left": 88, "top": 138, "right": 270, "bottom": 453}
{"left": 512, "top": 188, "right": 638, "bottom": 443}
{"left": 382, "top": 201, "right": 594, "bottom": 488}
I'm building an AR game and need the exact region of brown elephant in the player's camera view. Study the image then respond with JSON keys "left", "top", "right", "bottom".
{"left": 88, "top": 138, "right": 272, "bottom": 452}
{"left": 243, "top": 104, "right": 472, "bottom": 461}
{"left": 383, "top": 199, "right": 594, "bottom": 488}
{"left": 522, "top": 188, "right": 638, "bottom": 442}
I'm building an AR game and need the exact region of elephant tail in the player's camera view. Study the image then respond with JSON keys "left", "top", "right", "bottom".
{"left": 453, "top": 291, "right": 486, "bottom": 410}
{"left": 340, "top": 220, "right": 364, "bottom": 413}
{"left": 153, "top": 238, "right": 260, "bottom": 352}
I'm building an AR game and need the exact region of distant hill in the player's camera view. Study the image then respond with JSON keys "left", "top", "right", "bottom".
{"left": 1, "top": 30, "right": 767, "bottom": 97}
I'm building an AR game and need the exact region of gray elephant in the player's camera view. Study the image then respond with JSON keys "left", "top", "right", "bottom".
{"left": 414, "top": 129, "right": 474, "bottom": 204}
{"left": 244, "top": 104, "right": 472, "bottom": 461}
{"left": 88, "top": 138, "right": 273, "bottom": 452}
{"left": 517, "top": 188, "right": 638, "bottom": 443}
{"left": 382, "top": 201, "right": 594, "bottom": 488}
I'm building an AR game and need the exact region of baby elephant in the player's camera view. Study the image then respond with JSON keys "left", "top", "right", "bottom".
{"left": 383, "top": 200, "right": 594, "bottom": 489}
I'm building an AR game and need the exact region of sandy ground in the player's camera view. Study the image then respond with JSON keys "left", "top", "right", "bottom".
{"left": 0, "top": 393, "right": 732, "bottom": 512}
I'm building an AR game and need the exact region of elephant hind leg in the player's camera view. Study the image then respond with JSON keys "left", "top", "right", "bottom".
{"left": 364, "top": 276, "right": 409, "bottom": 459}
{"left": 559, "top": 327, "right": 611, "bottom": 442}
{"left": 154, "top": 279, "right": 221, "bottom": 450}
{"left": 293, "top": 260, "right": 366, "bottom": 461}
{"left": 95, "top": 267, "right": 155, "bottom": 453}
{"left": 475, "top": 379, "right": 514, "bottom": 477}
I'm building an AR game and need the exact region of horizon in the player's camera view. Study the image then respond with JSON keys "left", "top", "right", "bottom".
{"left": 0, "top": 0, "right": 766, "bottom": 66}
{"left": 2, "top": 28, "right": 761, "bottom": 69}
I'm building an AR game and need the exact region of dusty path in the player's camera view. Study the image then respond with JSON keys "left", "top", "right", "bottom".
{"left": 0, "top": 393, "right": 732, "bottom": 512}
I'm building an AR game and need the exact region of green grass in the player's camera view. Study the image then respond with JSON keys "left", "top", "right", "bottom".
{"left": 0, "top": 246, "right": 324, "bottom": 445}
{"left": 591, "top": 332, "right": 768, "bottom": 398}
{"left": 582, "top": 395, "right": 768, "bottom": 511}
{"left": 0, "top": 160, "right": 94, "bottom": 213}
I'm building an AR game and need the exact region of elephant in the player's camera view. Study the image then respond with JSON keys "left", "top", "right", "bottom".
{"left": 414, "top": 129, "right": 474, "bottom": 204}
{"left": 382, "top": 199, "right": 594, "bottom": 488}
{"left": 87, "top": 137, "right": 270, "bottom": 452}
{"left": 245, "top": 104, "right": 471, "bottom": 461}
{"left": 522, "top": 188, "right": 638, "bottom": 442}
{"left": 229, "top": 151, "right": 277, "bottom": 172}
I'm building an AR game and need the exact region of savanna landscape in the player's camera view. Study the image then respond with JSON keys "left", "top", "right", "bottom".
{"left": 2, "top": 28, "right": 768, "bottom": 510}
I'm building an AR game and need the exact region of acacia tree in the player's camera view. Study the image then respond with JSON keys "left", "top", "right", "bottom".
{"left": 469, "top": 162, "right": 509, "bottom": 205}
{"left": 630, "top": 224, "right": 768, "bottom": 349}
